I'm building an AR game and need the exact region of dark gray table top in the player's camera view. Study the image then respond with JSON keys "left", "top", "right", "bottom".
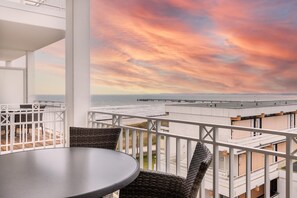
{"left": 0, "top": 148, "right": 140, "bottom": 198}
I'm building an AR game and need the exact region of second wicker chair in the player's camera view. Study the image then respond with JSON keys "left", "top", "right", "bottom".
{"left": 119, "top": 142, "right": 212, "bottom": 198}
{"left": 69, "top": 127, "right": 121, "bottom": 150}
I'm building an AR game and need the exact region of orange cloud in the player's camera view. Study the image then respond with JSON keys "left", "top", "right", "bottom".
{"left": 33, "top": 0, "right": 297, "bottom": 95}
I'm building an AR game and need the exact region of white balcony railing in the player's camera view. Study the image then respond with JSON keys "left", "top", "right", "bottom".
{"left": 88, "top": 110, "right": 297, "bottom": 198}
{"left": 0, "top": 102, "right": 66, "bottom": 154}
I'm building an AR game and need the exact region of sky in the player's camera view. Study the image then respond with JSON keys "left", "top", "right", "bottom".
{"left": 35, "top": 0, "right": 297, "bottom": 95}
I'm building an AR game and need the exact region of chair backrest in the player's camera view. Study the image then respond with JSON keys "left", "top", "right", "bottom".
{"left": 183, "top": 142, "right": 212, "bottom": 198}
{"left": 70, "top": 127, "right": 121, "bottom": 150}
{"left": 19, "top": 104, "right": 46, "bottom": 123}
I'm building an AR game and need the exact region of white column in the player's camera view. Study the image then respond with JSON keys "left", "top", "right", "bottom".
{"left": 66, "top": 0, "right": 90, "bottom": 127}
{"left": 25, "top": 51, "right": 35, "bottom": 103}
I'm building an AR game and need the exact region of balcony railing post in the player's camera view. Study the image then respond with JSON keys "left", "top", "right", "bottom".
{"left": 187, "top": 140, "right": 192, "bottom": 170}
{"left": 117, "top": 115, "right": 123, "bottom": 152}
{"left": 91, "top": 112, "right": 96, "bottom": 128}
{"left": 139, "top": 131, "right": 144, "bottom": 169}
{"left": 132, "top": 129, "right": 136, "bottom": 158}
{"left": 63, "top": 110, "right": 66, "bottom": 147}
{"left": 286, "top": 136, "right": 293, "bottom": 198}
{"left": 147, "top": 119, "right": 153, "bottom": 170}
{"left": 246, "top": 151, "right": 251, "bottom": 198}
{"left": 264, "top": 154, "right": 270, "bottom": 198}
{"left": 229, "top": 148, "right": 234, "bottom": 198}
{"left": 125, "top": 128, "right": 129, "bottom": 154}
{"left": 10, "top": 112, "right": 15, "bottom": 153}
{"left": 156, "top": 120, "right": 161, "bottom": 171}
{"left": 213, "top": 127, "right": 219, "bottom": 198}
{"left": 199, "top": 125, "right": 206, "bottom": 198}
{"left": 176, "top": 138, "right": 180, "bottom": 175}
{"left": 166, "top": 134, "right": 170, "bottom": 173}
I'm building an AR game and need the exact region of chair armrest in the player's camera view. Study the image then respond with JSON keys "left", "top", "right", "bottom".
{"left": 119, "top": 170, "right": 186, "bottom": 198}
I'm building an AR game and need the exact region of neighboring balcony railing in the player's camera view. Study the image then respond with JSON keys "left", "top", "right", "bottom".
{"left": 88, "top": 110, "right": 297, "bottom": 198}
{"left": 0, "top": 102, "right": 66, "bottom": 154}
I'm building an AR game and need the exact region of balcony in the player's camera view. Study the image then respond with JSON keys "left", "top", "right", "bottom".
{"left": 1, "top": 103, "right": 296, "bottom": 197}
{"left": 0, "top": 102, "right": 66, "bottom": 154}
{"left": 88, "top": 110, "right": 297, "bottom": 198}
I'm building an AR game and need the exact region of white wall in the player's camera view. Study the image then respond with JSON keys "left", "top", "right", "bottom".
{"left": 166, "top": 106, "right": 231, "bottom": 173}
{"left": 278, "top": 170, "right": 297, "bottom": 197}
{"left": 0, "top": 69, "right": 23, "bottom": 104}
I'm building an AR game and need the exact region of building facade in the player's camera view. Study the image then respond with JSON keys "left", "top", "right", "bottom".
{"left": 165, "top": 100, "right": 297, "bottom": 197}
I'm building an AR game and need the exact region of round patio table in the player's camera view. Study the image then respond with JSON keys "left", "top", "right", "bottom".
{"left": 0, "top": 148, "right": 140, "bottom": 198}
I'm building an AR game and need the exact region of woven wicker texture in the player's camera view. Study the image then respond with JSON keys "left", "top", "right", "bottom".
{"left": 119, "top": 142, "right": 212, "bottom": 198}
{"left": 69, "top": 127, "right": 121, "bottom": 150}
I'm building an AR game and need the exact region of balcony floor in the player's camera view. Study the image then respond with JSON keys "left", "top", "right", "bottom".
{"left": 1, "top": 129, "right": 63, "bottom": 152}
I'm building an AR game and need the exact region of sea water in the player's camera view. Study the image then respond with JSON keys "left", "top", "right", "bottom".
{"left": 35, "top": 93, "right": 297, "bottom": 116}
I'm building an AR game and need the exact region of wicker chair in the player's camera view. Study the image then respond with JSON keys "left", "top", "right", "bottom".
{"left": 119, "top": 142, "right": 212, "bottom": 198}
{"left": 70, "top": 127, "right": 121, "bottom": 150}
{"left": 70, "top": 127, "right": 121, "bottom": 198}
{"left": 15, "top": 104, "right": 46, "bottom": 134}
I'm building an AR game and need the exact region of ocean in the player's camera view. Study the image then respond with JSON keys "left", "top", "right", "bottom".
{"left": 35, "top": 93, "right": 297, "bottom": 116}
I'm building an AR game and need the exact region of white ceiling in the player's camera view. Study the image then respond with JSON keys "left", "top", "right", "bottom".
{"left": 0, "top": 20, "right": 65, "bottom": 61}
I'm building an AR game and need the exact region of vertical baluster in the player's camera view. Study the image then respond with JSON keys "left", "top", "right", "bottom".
{"left": 200, "top": 179, "right": 205, "bottom": 198}
{"left": 25, "top": 119, "right": 28, "bottom": 143}
{"left": 229, "top": 148, "right": 234, "bottom": 198}
{"left": 32, "top": 110, "right": 36, "bottom": 149}
{"left": 10, "top": 113, "right": 15, "bottom": 153}
{"left": 166, "top": 135, "right": 170, "bottom": 173}
{"left": 63, "top": 110, "right": 67, "bottom": 147}
{"left": 119, "top": 128, "right": 123, "bottom": 152}
{"left": 112, "top": 115, "right": 116, "bottom": 127}
{"left": 6, "top": 114, "right": 8, "bottom": 152}
{"left": 246, "top": 151, "right": 251, "bottom": 198}
{"left": 156, "top": 120, "right": 161, "bottom": 171}
{"left": 132, "top": 129, "right": 136, "bottom": 158}
{"left": 37, "top": 107, "right": 40, "bottom": 142}
{"left": 264, "top": 154, "right": 270, "bottom": 198}
{"left": 213, "top": 127, "right": 219, "bottom": 198}
{"left": 117, "top": 116, "right": 123, "bottom": 152}
{"left": 53, "top": 111, "right": 56, "bottom": 148}
{"left": 286, "top": 136, "right": 292, "bottom": 198}
{"left": 187, "top": 140, "right": 192, "bottom": 170}
{"left": 0, "top": 114, "right": 2, "bottom": 155}
{"left": 125, "top": 128, "right": 129, "bottom": 154}
{"left": 139, "top": 131, "right": 144, "bottom": 169}
{"left": 93, "top": 112, "right": 97, "bottom": 128}
{"left": 147, "top": 120, "right": 153, "bottom": 170}
{"left": 43, "top": 110, "right": 46, "bottom": 148}
{"left": 176, "top": 138, "right": 180, "bottom": 175}
{"left": 199, "top": 125, "right": 205, "bottom": 198}
{"left": 22, "top": 124, "right": 25, "bottom": 150}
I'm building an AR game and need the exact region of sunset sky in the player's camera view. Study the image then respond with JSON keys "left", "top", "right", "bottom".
{"left": 35, "top": 0, "right": 297, "bottom": 95}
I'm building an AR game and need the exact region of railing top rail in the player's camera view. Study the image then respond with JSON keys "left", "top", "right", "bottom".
{"left": 88, "top": 110, "right": 297, "bottom": 137}
{"left": 92, "top": 120, "right": 297, "bottom": 160}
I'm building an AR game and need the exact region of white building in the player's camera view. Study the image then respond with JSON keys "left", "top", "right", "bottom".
{"left": 0, "top": 0, "right": 90, "bottom": 128}
{"left": 165, "top": 100, "right": 297, "bottom": 197}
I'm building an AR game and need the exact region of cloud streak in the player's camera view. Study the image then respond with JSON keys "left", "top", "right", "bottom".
{"left": 89, "top": 0, "right": 297, "bottom": 94}
{"left": 36, "top": 0, "right": 297, "bottom": 94}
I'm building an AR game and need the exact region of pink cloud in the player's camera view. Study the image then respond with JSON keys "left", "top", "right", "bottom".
{"left": 88, "top": 0, "right": 297, "bottom": 94}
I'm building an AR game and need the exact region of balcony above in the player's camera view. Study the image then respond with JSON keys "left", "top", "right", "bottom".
{"left": 0, "top": 0, "right": 65, "bottom": 61}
